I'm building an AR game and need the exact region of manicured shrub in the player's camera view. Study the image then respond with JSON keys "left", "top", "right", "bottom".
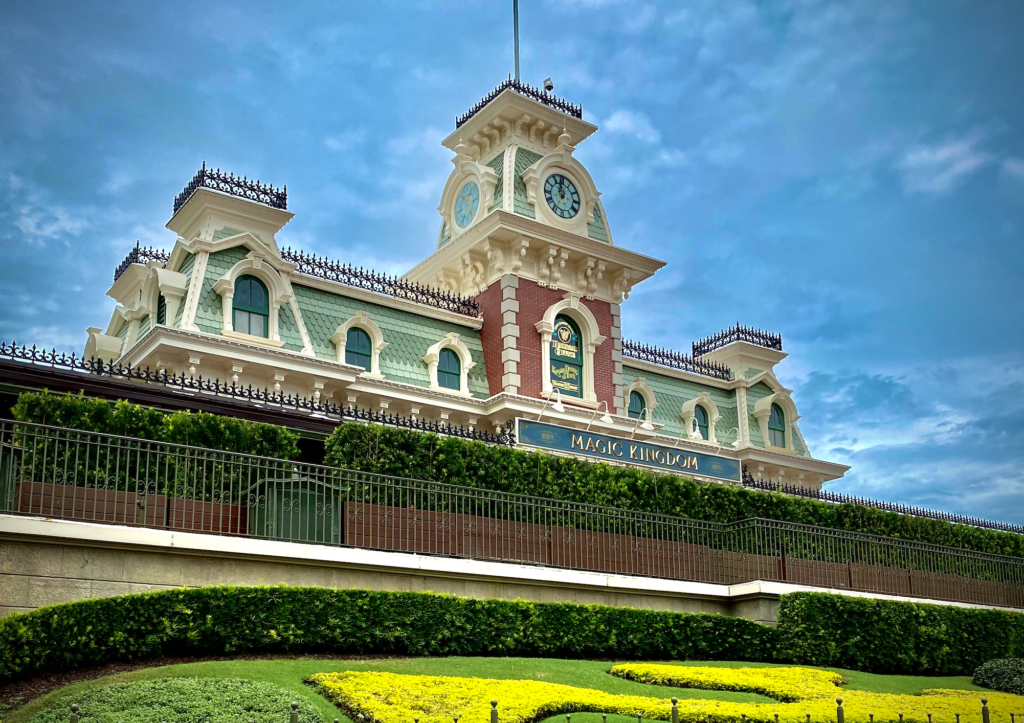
{"left": 973, "top": 658, "right": 1024, "bottom": 696}
{"left": 0, "top": 586, "right": 778, "bottom": 681}
{"left": 776, "top": 591, "right": 1024, "bottom": 675}
{"left": 323, "top": 423, "right": 1024, "bottom": 559}
{"left": 12, "top": 391, "right": 300, "bottom": 460}
{"left": 26, "top": 678, "right": 322, "bottom": 723}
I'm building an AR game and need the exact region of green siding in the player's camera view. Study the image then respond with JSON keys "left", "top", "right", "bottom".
{"left": 488, "top": 151, "right": 504, "bottom": 211}
{"left": 513, "top": 147, "right": 542, "bottom": 218}
{"left": 212, "top": 227, "right": 242, "bottom": 242}
{"left": 115, "top": 320, "right": 129, "bottom": 344}
{"left": 277, "top": 303, "right": 305, "bottom": 352}
{"left": 588, "top": 205, "right": 610, "bottom": 243}
{"left": 194, "top": 248, "right": 249, "bottom": 335}
{"left": 622, "top": 365, "right": 738, "bottom": 445}
{"left": 746, "top": 381, "right": 775, "bottom": 448}
{"left": 173, "top": 253, "right": 196, "bottom": 327}
{"left": 293, "top": 284, "right": 490, "bottom": 399}
{"left": 137, "top": 314, "right": 151, "bottom": 340}
{"left": 436, "top": 222, "right": 451, "bottom": 250}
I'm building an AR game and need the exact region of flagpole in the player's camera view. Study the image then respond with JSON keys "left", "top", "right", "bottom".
{"left": 513, "top": 0, "right": 520, "bottom": 81}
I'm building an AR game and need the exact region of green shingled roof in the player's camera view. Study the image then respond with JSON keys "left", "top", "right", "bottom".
{"left": 293, "top": 284, "right": 490, "bottom": 399}
{"left": 488, "top": 151, "right": 504, "bottom": 211}
{"left": 622, "top": 364, "right": 739, "bottom": 445}
{"left": 588, "top": 205, "right": 610, "bottom": 243}
{"left": 173, "top": 253, "right": 196, "bottom": 327}
{"left": 194, "top": 247, "right": 248, "bottom": 335}
{"left": 513, "top": 147, "right": 542, "bottom": 218}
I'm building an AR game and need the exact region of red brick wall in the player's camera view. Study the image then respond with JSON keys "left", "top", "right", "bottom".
{"left": 475, "top": 281, "right": 508, "bottom": 397}
{"left": 514, "top": 279, "right": 616, "bottom": 409}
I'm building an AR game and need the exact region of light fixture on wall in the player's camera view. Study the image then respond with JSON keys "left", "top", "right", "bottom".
{"left": 630, "top": 408, "right": 656, "bottom": 438}
{"left": 714, "top": 427, "right": 743, "bottom": 456}
{"left": 585, "top": 400, "right": 614, "bottom": 430}
{"left": 536, "top": 388, "right": 566, "bottom": 421}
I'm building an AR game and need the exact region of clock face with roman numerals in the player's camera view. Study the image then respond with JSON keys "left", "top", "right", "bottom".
{"left": 544, "top": 174, "right": 580, "bottom": 219}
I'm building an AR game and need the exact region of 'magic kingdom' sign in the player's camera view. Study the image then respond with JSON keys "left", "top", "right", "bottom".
{"left": 516, "top": 419, "right": 741, "bottom": 482}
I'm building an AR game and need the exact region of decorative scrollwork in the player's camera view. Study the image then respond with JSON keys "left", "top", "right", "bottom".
{"left": 113, "top": 241, "right": 171, "bottom": 283}
{"left": 692, "top": 322, "right": 783, "bottom": 357}
{"left": 436, "top": 517, "right": 451, "bottom": 533}
{"left": 456, "top": 77, "right": 583, "bottom": 129}
{"left": 0, "top": 341, "right": 517, "bottom": 447}
{"left": 280, "top": 248, "right": 480, "bottom": 318}
{"left": 621, "top": 340, "right": 731, "bottom": 380}
{"left": 173, "top": 161, "right": 287, "bottom": 216}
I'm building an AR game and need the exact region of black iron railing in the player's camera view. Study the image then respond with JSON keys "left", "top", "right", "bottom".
{"left": 457, "top": 76, "right": 583, "bottom": 128}
{"left": 741, "top": 470, "right": 1024, "bottom": 536}
{"left": 281, "top": 248, "right": 481, "bottom": 318}
{"left": 173, "top": 162, "right": 287, "bottom": 215}
{"left": 0, "top": 341, "right": 514, "bottom": 446}
{"left": 692, "top": 322, "right": 783, "bottom": 357}
{"left": 622, "top": 340, "right": 732, "bottom": 380}
{"left": 3, "top": 420, "right": 1022, "bottom": 609}
{"left": 113, "top": 241, "right": 171, "bottom": 283}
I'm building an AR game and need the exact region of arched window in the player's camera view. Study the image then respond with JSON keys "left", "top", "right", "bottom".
{"left": 345, "top": 327, "right": 372, "bottom": 371}
{"left": 768, "top": 403, "right": 786, "bottom": 447}
{"left": 628, "top": 391, "right": 647, "bottom": 420}
{"left": 233, "top": 275, "right": 269, "bottom": 338}
{"left": 695, "top": 404, "right": 710, "bottom": 440}
{"left": 550, "top": 314, "right": 583, "bottom": 398}
{"left": 156, "top": 293, "right": 166, "bottom": 325}
{"left": 437, "top": 348, "right": 461, "bottom": 390}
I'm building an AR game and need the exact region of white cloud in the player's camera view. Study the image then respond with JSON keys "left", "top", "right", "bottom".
{"left": 1002, "top": 157, "right": 1024, "bottom": 181}
{"left": 324, "top": 129, "right": 367, "bottom": 152}
{"left": 602, "top": 110, "right": 661, "bottom": 143}
{"left": 895, "top": 132, "right": 991, "bottom": 195}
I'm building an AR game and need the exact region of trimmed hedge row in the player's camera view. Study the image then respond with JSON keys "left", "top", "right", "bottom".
{"left": 0, "top": 586, "right": 778, "bottom": 681}
{"left": 323, "top": 423, "right": 1024, "bottom": 559}
{"left": 973, "top": 658, "right": 1024, "bottom": 696}
{"left": 776, "top": 591, "right": 1024, "bottom": 676}
{"left": 12, "top": 391, "right": 301, "bottom": 460}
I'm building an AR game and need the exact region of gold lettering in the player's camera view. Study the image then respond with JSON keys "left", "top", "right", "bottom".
{"left": 611, "top": 441, "right": 623, "bottom": 457}
{"left": 629, "top": 445, "right": 639, "bottom": 460}
{"left": 654, "top": 450, "right": 666, "bottom": 465}
{"left": 571, "top": 434, "right": 584, "bottom": 450}
{"left": 586, "top": 438, "right": 597, "bottom": 453}
{"left": 689, "top": 456, "right": 699, "bottom": 470}
{"left": 596, "top": 439, "right": 607, "bottom": 455}
{"left": 666, "top": 452, "right": 677, "bottom": 467}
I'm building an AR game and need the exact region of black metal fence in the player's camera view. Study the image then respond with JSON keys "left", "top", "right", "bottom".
{"left": 113, "top": 241, "right": 171, "bottom": 283}
{"left": 692, "top": 322, "right": 784, "bottom": 357}
{"left": 457, "top": 76, "right": 583, "bottom": 128}
{"left": 3, "top": 420, "right": 1022, "bottom": 609}
{"left": 173, "top": 162, "right": 287, "bottom": 215}
{"left": 622, "top": 340, "right": 732, "bottom": 380}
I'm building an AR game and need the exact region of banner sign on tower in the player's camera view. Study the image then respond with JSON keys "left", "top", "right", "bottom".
{"left": 516, "top": 418, "right": 742, "bottom": 482}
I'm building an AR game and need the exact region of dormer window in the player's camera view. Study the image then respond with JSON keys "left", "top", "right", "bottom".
{"left": 345, "top": 327, "right": 372, "bottom": 371}
{"left": 233, "top": 275, "right": 269, "bottom": 338}
{"left": 695, "top": 405, "right": 710, "bottom": 440}
{"left": 768, "top": 403, "right": 786, "bottom": 447}
{"left": 628, "top": 391, "right": 646, "bottom": 420}
{"left": 437, "top": 348, "right": 461, "bottom": 390}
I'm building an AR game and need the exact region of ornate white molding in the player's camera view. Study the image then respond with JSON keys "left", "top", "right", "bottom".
{"left": 330, "top": 311, "right": 388, "bottom": 378}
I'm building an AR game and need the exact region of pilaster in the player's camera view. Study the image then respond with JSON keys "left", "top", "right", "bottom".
{"left": 499, "top": 274, "right": 521, "bottom": 393}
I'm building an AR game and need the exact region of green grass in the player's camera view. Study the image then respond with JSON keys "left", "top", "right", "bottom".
{"left": 1, "top": 658, "right": 985, "bottom": 723}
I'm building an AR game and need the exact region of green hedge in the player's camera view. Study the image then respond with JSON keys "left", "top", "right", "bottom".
{"left": 323, "top": 423, "right": 1024, "bottom": 559}
{"left": 973, "top": 658, "right": 1024, "bottom": 696}
{"left": 0, "top": 586, "right": 778, "bottom": 681}
{"left": 12, "top": 391, "right": 300, "bottom": 460}
{"left": 776, "top": 591, "right": 1024, "bottom": 675}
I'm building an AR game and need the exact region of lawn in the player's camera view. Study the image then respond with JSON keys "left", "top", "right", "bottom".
{"left": 1, "top": 658, "right": 988, "bottom": 723}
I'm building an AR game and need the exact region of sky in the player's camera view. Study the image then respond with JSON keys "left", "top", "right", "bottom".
{"left": 1, "top": 0, "right": 1023, "bottom": 523}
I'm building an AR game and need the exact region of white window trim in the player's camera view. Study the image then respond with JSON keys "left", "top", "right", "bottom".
{"left": 213, "top": 255, "right": 293, "bottom": 344}
{"left": 680, "top": 392, "right": 722, "bottom": 444}
{"left": 752, "top": 392, "right": 799, "bottom": 452}
{"left": 423, "top": 332, "right": 476, "bottom": 396}
{"left": 330, "top": 312, "right": 387, "bottom": 378}
{"left": 535, "top": 294, "right": 606, "bottom": 405}
{"left": 623, "top": 377, "right": 657, "bottom": 421}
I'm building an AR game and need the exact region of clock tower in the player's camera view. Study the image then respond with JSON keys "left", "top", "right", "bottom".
{"left": 404, "top": 79, "right": 666, "bottom": 416}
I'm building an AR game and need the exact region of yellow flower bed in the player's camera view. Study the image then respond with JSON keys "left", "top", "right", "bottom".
{"left": 308, "top": 666, "right": 1024, "bottom": 723}
{"left": 610, "top": 664, "right": 842, "bottom": 702}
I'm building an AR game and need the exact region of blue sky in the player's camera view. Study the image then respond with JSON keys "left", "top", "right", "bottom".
{"left": 2, "top": 0, "right": 1023, "bottom": 523}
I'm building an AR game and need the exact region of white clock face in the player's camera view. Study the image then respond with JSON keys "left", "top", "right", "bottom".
{"left": 454, "top": 182, "right": 480, "bottom": 228}
{"left": 544, "top": 174, "right": 580, "bottom": 219}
